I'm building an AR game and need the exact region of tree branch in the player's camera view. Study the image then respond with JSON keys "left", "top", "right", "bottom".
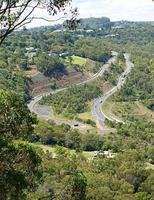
{"left": 0, "top": 0, "right": 77, "bottom": 45}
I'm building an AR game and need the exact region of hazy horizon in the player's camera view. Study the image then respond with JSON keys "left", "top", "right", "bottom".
{"left": 27, "top": 0, "right": 154, "bottom": 28}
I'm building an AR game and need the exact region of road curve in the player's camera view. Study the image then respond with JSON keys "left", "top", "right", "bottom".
{"left": 27, "top": 51, "right": 118, "bottom": 118}
{"left": 92, "top": 53, "right": 134, "bottom": 130}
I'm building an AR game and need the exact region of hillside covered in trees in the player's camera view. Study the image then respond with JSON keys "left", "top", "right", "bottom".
{"left": 0, "top": 15, "right": 154, "bottom": 200}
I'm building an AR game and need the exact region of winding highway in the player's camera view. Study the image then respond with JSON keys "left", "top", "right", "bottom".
{"left": 28, "top": 52, "right": 134, "bottom": 131}
{"left": 27, "top": 51, "right": 118, "bottom": 118}
{"left": 92, "top": 53, "right": 134, "bottom": 130}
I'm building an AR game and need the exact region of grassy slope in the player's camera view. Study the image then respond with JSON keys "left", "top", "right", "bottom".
{"left": 14, "top": 140, "right": 95, "bottom": 159}
{"left": 65, "top": 55, "right": 97, "bottom": 73}
{"left": 102, "top": 98, "right": 154, "bottom": 122}
{"left": 71, "top": 55, "right": 87, "bottom": 66}
{"left": 32, "top": 143, "right": 95, "bottom": 159}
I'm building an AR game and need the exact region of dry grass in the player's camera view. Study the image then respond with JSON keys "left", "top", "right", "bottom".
{"left": 102, "top": 99, "right": 154, "bottom": 122}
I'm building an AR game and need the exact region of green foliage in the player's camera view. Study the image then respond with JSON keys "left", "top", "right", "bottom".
{"left": 112, "top": 27, "right": 154, "bottom": 101}
{"left": 0, "top": 19, "right": 154, "bottom": 200}
{"left": 36, "top": 54, "right": 65, "bottom": 77}
{"left": 102, "top": 62, "right": 124, "bottom": 86}
{"left": 0, "top": 68, "right": 29, "bottom": 100}
{"left": 19, "top": 58, "right": 28, "bottom": 70}
{"left": 35, "top": 120, "right": 104, "bottom": 151}
{"left": 0, "top": 89, "right": 37, "bottom": 139}
{"left": 30, "top": 139, "right": 154, "bottom": 200}
{"left": 76, "top": 117, "right": 96, "bottom": 127}
{"left": 74, "top": 38, "right": 111, "bottom": 62}
{"left": 0, "top": 141, "right": 42, "bottom": 200}
{"left": 66, "top": 171, "right": 87, "bottom": 200}
{"left": 0, "top": 0, "right": 73, "bottom": 45}
{"left": 0, "top": 89, "right": 42, "bottom": 200}
{"left": 41, "top": 84, "right": 102, "bottom": 117}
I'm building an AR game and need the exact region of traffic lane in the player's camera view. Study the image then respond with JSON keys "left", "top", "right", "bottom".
{"left": 92, "top": 53, "right": 134, "bottom": 130}
{"left": 92, "top": 71, "right": 128, "bottom": 122}
{"left": 28, "top": 53, "right": 118, "bottom": 117}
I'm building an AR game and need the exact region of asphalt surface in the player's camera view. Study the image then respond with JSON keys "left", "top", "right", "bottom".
{"left": 92, "top": 53, "right": 134, "bottom": 130}
{"left": 27, "top": 51, "right": 118, "bottom": 119}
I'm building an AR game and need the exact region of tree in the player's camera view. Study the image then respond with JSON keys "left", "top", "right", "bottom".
{"left": 66, "top": 130, "right": 81, "bottom": 151}
{"left": 147, "top": 146, "right": 154, "bottom": 164}
{"left": 0, "top": 0, "right": 78, "bottom": 45}
{"left": 68, "top": 55, "right": 73, "bottom": 65}
{"left": 0, "top": 141, "right": 42, "bottom": 200}
{"left": 0, "top": 89, "right": 37, "bottom": 138}
{"left": 0, "top": 89, "right": 42, "bottom": 199}
{"left": 36, "top": 54, "right": 65, "bottom": 77}
{"left": 60, "top": 153, "right": 87, "bottom": 200}
{"left": 19, "top": 58, "right": 29, "bottom": 70}
{"left": 67, "top": 171, "right": 87, "bottom": 200}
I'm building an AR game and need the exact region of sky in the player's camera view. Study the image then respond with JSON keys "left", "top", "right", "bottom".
{"left": 28, "top": 0, "right": 154, "bottom": 28}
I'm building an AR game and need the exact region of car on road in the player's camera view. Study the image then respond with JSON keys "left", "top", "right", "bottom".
{"left": 73, "top": 124, "right": 79, "bottom": 127}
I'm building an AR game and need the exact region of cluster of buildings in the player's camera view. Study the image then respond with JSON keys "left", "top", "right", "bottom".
{"left": 25, "top": 47, "right": 69, "bottom": 58}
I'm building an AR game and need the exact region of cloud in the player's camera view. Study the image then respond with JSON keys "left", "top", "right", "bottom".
{"left": 73, "top": 0, "right": 154, "bottom": 21}
{"left": 27, "top": 0, "right": 154, "bottom": 27}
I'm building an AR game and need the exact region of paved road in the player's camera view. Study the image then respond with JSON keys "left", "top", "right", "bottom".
{"left": 27, "top": 88, "right": 66, "bottom": 119}
{"left": 27, "top": 51, "right": 118, "bottom": 118}
{"left": 92, "top": 53, "right": 134, "bottom": 130}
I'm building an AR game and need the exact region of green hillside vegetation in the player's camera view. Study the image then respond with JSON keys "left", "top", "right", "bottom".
{"left": 65, "top": 55, "right": 100, "bottom": 74}
{"left": 102, "top": 98, "right": 154, "bottom": 123}
{"left": 35, "top": 54, "right": 66, "bottom": 77}
{"left": 73, "top": 38, "right": 112, "bottom": 62}
{"left": 0, "top": 19, "right": 154, "bottom": 200}
{"left": 0, "top": 48, "right": 30, "bottom": 100}
{"left": 1, "top": 88, "right": 154, "bottom": 199}
{"left": 29, "top": 118, "right": 154, "bottom": 200}
{"left": 78, "top": 17, "right": 112, "bottom": 29}
{"left": 40, "top": 84, "right": 102, "bottom": 118}
{"left": 34, "top": 120, "right": 103, "bottom": 151}
{"left": 101, "top": 57, "right": 125, "bottom": 86}
{"left": 66, "top": 55, "right": 87, "bottom": 66}
{"left": 114, "top": 46, "right": 154, "bottom": 101}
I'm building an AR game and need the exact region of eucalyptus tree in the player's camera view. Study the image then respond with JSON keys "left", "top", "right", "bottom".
{"left": 0, "top": 0, "right": 78, "bottom": 44}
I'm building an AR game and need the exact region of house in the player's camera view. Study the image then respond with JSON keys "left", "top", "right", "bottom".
{"left": 104, "top": 34, "right": 119, "bottom": 38}
{"left": 25, "top": 47, "right": 37, "bottom": 58}
{"left": 112, "top": 25, "right": 124, "bottom": 29}
{"left": 94, "top": 150, "right": 116, "bottom": 159}
{"left": 86, "top": 29, "right": 94, "bottom": 33}
{"left": 26, "top": 47, "right": 35, "bottom": 52}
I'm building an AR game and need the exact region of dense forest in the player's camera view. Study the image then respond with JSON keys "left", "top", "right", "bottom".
{"left": 0, "top": 17, "right": 154, "bottom": 200}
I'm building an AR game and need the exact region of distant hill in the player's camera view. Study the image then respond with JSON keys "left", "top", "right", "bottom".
{"left": 77, "top": 17, "right": 112, "bottom": 30}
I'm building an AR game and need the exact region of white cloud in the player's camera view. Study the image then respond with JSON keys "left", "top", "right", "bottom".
{"left": 73, "top": 0, "right": 154, "bottom": 21}
{"left": 27, "top": 0, "right": 154, "bottom": 28}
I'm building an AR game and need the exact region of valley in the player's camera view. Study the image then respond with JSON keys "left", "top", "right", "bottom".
{"left": 28, "top": 52, "right": 134, "bottom": 134}
{"left": 0, "top": 15, "right": 154, "bottom": 200}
